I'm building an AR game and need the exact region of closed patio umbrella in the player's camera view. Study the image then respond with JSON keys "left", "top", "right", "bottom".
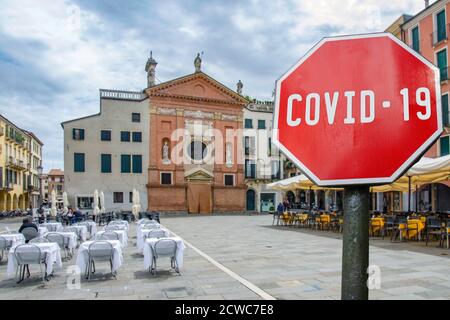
{"left": 51, "top": 190, "right": 57, "bottom": 217}
{"left": 93, "top": 189, "right": 100, "bottom": 217}
{"left": 63, "top": 191, "right": 69, "bottom": 214}
{"left": 99, "top": 191, "right": 105, "bottom": 214}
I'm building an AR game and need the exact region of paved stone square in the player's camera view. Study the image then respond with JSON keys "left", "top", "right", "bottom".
{"left": 0, "top": 214, "right": 449, "bottom": 300}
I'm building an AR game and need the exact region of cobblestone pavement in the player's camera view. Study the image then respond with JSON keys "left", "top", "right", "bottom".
{"left": 0, "top": 215, "right": 449, "bottom": 300}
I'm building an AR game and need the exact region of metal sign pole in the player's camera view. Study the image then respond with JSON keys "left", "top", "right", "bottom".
{"left": 341, "top": 185, "right": 370, "bottom": 300}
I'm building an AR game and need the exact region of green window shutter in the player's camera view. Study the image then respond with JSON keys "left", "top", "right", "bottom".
{"left": 121, "top": 131, "right": 130, "bottom": 142}
{"left": 437, "top": 10, "right": 447, "bottom": 42}
{"left": 245, "top": 119, "right": 253, "bottom": 128}
{"left": 412, "top": 26, "right": 420, "bottom": 52}
{"left": 258, "top": 120, "right": 266, "bottom": 129}
{"left": 441, "top": 136, "right": 450, "bottom": 156}
{"left": 101, "top": 154, "right": 111, "bottom": 173}
{"left": 132, "top": 132, "right": 142, "bottom": 142}
{"left": 121, "top": 155, "right": 131, "bottom": 173}
{"left": 132, "top": 155, "right": 142, "bottom": 173}
{"left": 443, "top": 94, "right": 449, "bottom": 126}
{"left": 74, "top": 153, "right": 85, "bottom": 172}
{"left": 437, "top": 49, "right": 447, "bottom": 81}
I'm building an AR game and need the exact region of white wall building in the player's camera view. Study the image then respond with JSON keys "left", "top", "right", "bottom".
{"left": 61, "top": 89, "right": 149, "bottom": 213}
{"left": 243, "top": 100, "right": 284, "bottom": 212}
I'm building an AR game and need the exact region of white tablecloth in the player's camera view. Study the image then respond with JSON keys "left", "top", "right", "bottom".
{"left": 103, "top": 224, "right": 128, "bottom": 235}
{"left": 137, "top": 227, "right": 171, "bottom": 252}
{"left": 7, "top": 243, "right": 62, "bottom": 278}
{"left": 110, "top": 220, "right": 129, "bottom": 232}
{"left": 76, "top": 240, "right": 123, "bottom": 273}
{"left": 47, "top": 232, "right": 78, "bottom": 250}
{"left": 96, "top": 230, "right": 127, "bottom": 247}
{"left": 0, "top": 233, "right": 25, "bottom": 247}
{"left": 143, "top": 237, "right": 185, "bottom": 271}
{"left": 38, "top": 227, "right": 48, "bottom": 237}
{"left": 40, "top": 223, "right": 63, "bottom": 232}
{"left": 83, "top": 221, "right": 97, "bottom": 236}
{"left": 71, "top": 225, "right": 88, "bottom": 242}
{"left": 137, "top": 221, "right": 160, "bottom": 233}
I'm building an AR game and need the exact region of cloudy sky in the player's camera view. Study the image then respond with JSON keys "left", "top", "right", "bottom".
{"left": 0, "top": 0, "right": 427, "bottom": 171}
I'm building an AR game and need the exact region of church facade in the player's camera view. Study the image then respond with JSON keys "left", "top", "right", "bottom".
{"left": 146, "top": 54, "right": 249, "bottom": 213}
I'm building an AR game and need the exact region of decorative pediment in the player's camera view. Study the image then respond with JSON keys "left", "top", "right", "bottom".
{"left": 145, "top": 72, "right": 249, "bottom": 106}
{"left": 184, "top": 167, "right": 214, "bottom": 181}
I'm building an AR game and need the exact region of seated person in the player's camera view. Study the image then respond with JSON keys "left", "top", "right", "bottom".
{"left": 19, "top": 216, "right": 38, "bottom": 233}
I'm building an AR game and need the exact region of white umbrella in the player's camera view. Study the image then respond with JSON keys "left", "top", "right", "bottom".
{"left": 93, "top": 189, "right": 100, "bottom": 216}
{"left": 51, "top": 189, "right": 57, "bottom": 217}
{"left": 100, "top": 191, "right": 105, "bottom": 214}
{"left": 131, "top": 189, "right": 139, "bottom": 219}
{"left": 63, "top": 191, "right": 69, "bottom": 214}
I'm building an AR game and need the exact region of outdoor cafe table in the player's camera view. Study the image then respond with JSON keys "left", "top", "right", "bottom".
{"left": 0, "top": 233, "right": 25, "bottom": 248}
{"left": 96, "top": 230, "right": 128, "bottom": 248}
{"left": 6, "top": 242, "right": 62, "bottom": 278}
{"left": 399, "top": 219, "right": 425, "bottom": 240}
{"left": 143, "top": 237, "right": 185, "bottom": 271}
{"left": 79, "top": 221, "right": 97, "bottom": 237}
{"left": 370, "top": 217, "right": 385, "bottom": 234}
{"left": 75, "top": 240, "right": 123, "bottom": 274}
{"left": 71, "top": 225, "right": 88, "bottom": 242}
{"left": 38, "top": 227, "right": 48, "bottom": 237}
{"left": 40, "top": 222, "right": 63, "bottom": 232}
{"left": 137, "top": 227, "right": 171, "bottom": 252}
{"left": 48, "top": 231, "right": 78, "bottom": 250}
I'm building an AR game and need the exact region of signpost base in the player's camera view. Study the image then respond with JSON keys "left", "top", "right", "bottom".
{"left": 341, "top": 185, "right": 370, "bottom": 300}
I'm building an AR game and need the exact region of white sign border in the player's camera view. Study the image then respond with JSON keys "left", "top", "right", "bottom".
{"left": 272, "top": 32, "right": 443, "bottom": 187}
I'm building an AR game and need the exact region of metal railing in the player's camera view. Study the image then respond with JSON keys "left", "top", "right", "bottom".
{"left": 99, "top": 89, "right": 147, "bottom": 101}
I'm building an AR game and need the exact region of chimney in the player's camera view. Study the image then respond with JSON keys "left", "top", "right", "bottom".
{"left": 425, "top": 0, "right": 430, "bottom": 7}
{"left": 145, "top": 51, "right": 158, "bottom": 87}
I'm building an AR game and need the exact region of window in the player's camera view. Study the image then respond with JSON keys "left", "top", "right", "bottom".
{"left": 244, "top": 136, "right": 255, "bottom": 156}
{"left": 224, "top": 174, "right": 234, "bottom": 186}
{"left": 77, "top": 196, "right": 93, "bottom": 209}
{"left": 101, "top": 130, "right": 111, "bottom": 141}
{"left": 74, "top": 153, "right": 85, "bottom": 172}
{"left": 132, "top": 132, "right": 142, "bottom": 142}
{"left": 129, "top": 192, "right": 133, "bottom": 203}
{"left": 271, "top": 160, "right": 280, "bottom": 180}
{"left": 121, "top": 155, "right": 131, "bottom": 173}
{"left": 188, "top": 141, "right": 206, "bottom": 161}
{"left": 132, "top": 113, "right": 141, "bottom": 123}
{"left": 245, "top": 159, "right": 256, "bottom": 179}
{"left": 72, "top": 128, "right": 84, "bottom": 140}
{"left": 258, "top": 120, "right": 266, "bottom": 129}
{"left": 113, "top": 192, "right": 123, "bottom": 203}
{"left": 441, "top": 136, "right": 450, "bottom": 156}
{"left": 121, "top": 131, "right": 130, "bottom": 142}
{"left": 411, "top": 26, "right": 420, "bottom": 53}
{"left": 161, "top": 172, "right": 172, "bottom": 185}
{"left": 244, "top": 119, "right": 253, "bottom": 129}
{"left": 101, "top": 154, "right": 112, "bottom": 173}
{"left": 132, "top": 155, "right": 142, "bottom": 173}
{"left": 437, "top": 49, "right": 448, "bottom": 81}
{"left": 436, "top": 9, "right": 447, "bottom": 44}
{"left": 268, "top": 137, "right": 272, "bottom": 156}
{"left": 443, "top": 94, "right": 449, "bottom": 126}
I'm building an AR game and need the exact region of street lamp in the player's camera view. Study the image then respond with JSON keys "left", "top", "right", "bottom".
{"left": 37, "top": 165, "right": 43, "bottom": 208}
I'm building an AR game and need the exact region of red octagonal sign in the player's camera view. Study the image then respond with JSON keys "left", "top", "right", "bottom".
{"left": 273, "top": 33, "right": 443, "bottom": 186}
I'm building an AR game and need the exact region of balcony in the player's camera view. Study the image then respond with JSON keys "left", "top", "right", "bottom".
{"left": 0, "top": 127, "right": 4, "bottom": 136}
{"left": 99, "top": 89, "right": 147, "bottom": 101}
{"left": 6, "top": 156, "right": 27, "bottom": 171}
{"left": 2, "top": 182, "right": 13, "bottom": 191}
{"left": 431, "top": 24, "right": 449, "bottom": 46}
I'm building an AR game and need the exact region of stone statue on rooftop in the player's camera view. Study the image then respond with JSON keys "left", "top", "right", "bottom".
{"left": 194, "top": 53, "right": 202, "bottom": 72}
